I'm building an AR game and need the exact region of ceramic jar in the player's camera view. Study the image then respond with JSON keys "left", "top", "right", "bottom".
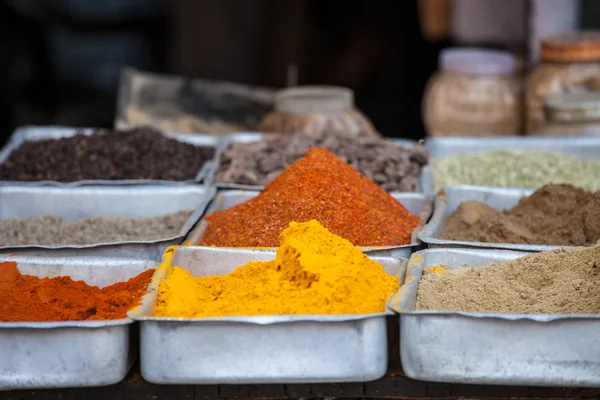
{"left": 423, "top": 48, "right": 521, "bottom": 137}
{"left": 533, "top": 92, "right": 600, "bottom": 136}
{"left": 526, "top": 31, "right": 600, "bottom": 134}
{"left": 257, "top": 86, "right": 379, "bottom": 139}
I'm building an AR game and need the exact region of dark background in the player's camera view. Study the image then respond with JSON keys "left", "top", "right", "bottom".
{"left": 1, "top": 0, "right": 449, "bottom": 145}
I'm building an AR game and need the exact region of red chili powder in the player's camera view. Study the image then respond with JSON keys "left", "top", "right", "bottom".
{"left": 200, "top": 147, "right": 421, "bottom": 247}
{"left": 0, "top": 261, "right": 154, "bottom": 322}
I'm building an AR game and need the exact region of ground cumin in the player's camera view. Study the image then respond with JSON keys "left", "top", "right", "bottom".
{"left": 441, "top": 184, "right": 600, "bottom": 246}
{"left": 200, "top": 147, "right": 420, "bottom": 247}
{"left": 0, "top": 262, "right": 154, "bottom": 322}
{"left": 416, "top": 243, "right": 600, "bottom": 314}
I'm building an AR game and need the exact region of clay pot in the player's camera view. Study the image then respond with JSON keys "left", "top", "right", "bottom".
{"left": 257, "top": 86, "right": 380, "bottom": 139}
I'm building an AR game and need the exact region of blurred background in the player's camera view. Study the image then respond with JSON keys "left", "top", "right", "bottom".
{"left": 1, "top": 0, "right": 599, "bottom": 145}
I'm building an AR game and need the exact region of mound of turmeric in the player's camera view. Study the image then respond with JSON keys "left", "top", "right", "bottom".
{"left": 155, "top": 220, "right": 399, "bottom": 317}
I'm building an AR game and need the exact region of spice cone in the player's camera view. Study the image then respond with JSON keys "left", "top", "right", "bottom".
{"left": 201, "top": 147, "right": 420, "bottom": 247}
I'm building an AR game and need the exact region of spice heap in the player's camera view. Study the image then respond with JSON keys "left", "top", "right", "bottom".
{"left": 433, "top": 151, "right": 600, "bottom": 191}
{"left": 201, "top": 148, "right": 421, "bottom": 247}
{"left": 0, "top": 262, "right": 154, "bottom": 321}
{"left": 416, "top": 243, "right": 600, "bottom": 315}
{"left": 0, "top": 210, "right": 192, "bottom": 246}
{"left": 216, "top": 132, "right": 428, "bottom": 192}
{"left": 0, "top": 127, "right": 215, "bottom": 182}
{"left": 441, "top": 184, "right": 600, "bottom": 246}
{"left": 156, "top": 220, "right": 398, "bottom": 318}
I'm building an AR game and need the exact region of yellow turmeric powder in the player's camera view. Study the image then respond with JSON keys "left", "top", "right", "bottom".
{"left": 154, "top": 220, "right": 399, "bottom": 317}
{"left": 424, "top": 265, "right": 446, "bottom": 275}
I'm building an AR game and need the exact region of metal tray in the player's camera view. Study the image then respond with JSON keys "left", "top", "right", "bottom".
{"left": 129, "top": 246, "right": 407, "bottom": 384}
{"left": 0, "top": 125, "right": 219, "bottom": 186}
{"left": 388, "top": 248, "right": 600, "bottom": 387}
{"left": 418, "top": 185, "right": 575, "bottom": 252}
{"left": 425, "top": 136, "right": 600, "bottom": 160}
{"left": 0, "top": 254, "right": 158, "bottom": 390}
{"left": 0, "top": 184, "right": 215, "bottom": 259}
{"left": 186, "top": 190, "right": 433, "bottom": 258}
{"left": 211, "top": 133, "right": 425, "bottom": 192}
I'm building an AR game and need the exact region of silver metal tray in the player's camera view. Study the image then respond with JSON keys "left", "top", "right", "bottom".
{"left": 0, "top": 125, "right": 219, "bottom": 186}
{"left": 0, "top": 184, "right": 215, "bottom": 259}
{"left": 186, "top": 190, "right": 433, "bottom": 258}
{"left": 0, "top": 254, "right": 158, "bottom": 390}
{"left": 389, "top": 248, "right": 600, "bottom": 387}
{"left": 129, "top": 246, "right": 407, "bottom": 384}
{"left": 418, "top": 185, "right": 575, "bottom": 252}
{"left": 212, "top": 133, "right": 425, "bottom": 192}
{"left": 426, "top": 136, "right": 600, "bottom": 160}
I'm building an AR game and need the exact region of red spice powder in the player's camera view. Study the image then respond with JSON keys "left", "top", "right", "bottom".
{"left": 0, "top": 261, "right": 154, "bottom": 322}
{"left": 200, "top": 147, "right": 421, "bottom": 247}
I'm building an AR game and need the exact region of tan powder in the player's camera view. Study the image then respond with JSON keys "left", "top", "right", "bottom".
{"left": 416, "top": 243, "right": 600, "bottom": 315}
{"left": 441, "top": 184, "right": 600, "bottom": 246}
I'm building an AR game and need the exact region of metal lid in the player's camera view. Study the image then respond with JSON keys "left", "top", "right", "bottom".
{"left": 275, "top": 86, "right": 353, "bottom": 114}
{"left": 439, "top": 48, "right": 516, "bottom": 76}
{"left": 544, "top": 92, "right": 600, "bottom": 122}
{"left": 541, "top": 31, "right": 600, "bottom": 62}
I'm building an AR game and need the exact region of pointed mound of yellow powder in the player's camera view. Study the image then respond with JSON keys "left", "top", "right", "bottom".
{"left": 154, "top": 220, "right": 399, "bottom": 318}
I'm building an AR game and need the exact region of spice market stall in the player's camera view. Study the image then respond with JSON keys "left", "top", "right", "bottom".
{"left": 1, "top": 117, "right": 600, "bottom": 400}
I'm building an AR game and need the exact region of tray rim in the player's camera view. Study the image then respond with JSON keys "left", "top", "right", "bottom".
{"left": 417, "top": 185, "right": 580, "bottom": 252}
{"left": 0, "top": 254, "right": 158, "bottom": 329}
{"left": 186, "top": 189, "right": 433, "bottom": 253}
{"left": 389, "top": 247, "right": 600, "bottom": 322}
{"left": 0, "top": 125, "right": 219, "bottom": 186}
{"left": 0, "top": 184, "right": 216, "bottom": 251}
{"left": 128, "top": 246, "right": 408, "bottom": 324}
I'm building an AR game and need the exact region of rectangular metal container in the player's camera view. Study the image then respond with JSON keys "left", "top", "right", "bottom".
{"left": 418, "top": 185, "right": 573, "bottom": 252}
{"left": 425, "top": 136, "right": 600, "bottom": 160}
{"left": 211, "top": 132, "right": 426, "bottom": 192}
{"left": 115, "top": 67, "right": 276, "bottom": 134}
{"left": 0, "top": 254, "right": 158, "bottom": 390}
{"left": 130, "top": 246, "right": 407, "bottom": 384}
{"left": 0, "top": 125, "right": 219, "bottom": 186}
{"left": 0, "top": 184, "right": 215, "bottom": 259}
{"left": 389, "top": 248, "right": 600, "bottom": 387}
{"left": 186, "top": 190, "right": 433, "bottom": 258}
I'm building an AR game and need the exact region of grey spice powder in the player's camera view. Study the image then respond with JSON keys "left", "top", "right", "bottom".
{"left": 0, "top": 210, "right": 193, "bottom": 246}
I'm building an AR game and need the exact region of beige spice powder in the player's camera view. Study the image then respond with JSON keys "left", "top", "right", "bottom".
{"left": 416, "top": 243, "right": 600, "bottom": 315}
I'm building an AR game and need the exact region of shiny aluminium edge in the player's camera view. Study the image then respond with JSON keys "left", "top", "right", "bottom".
{"left": 0, "top": 184, "right": 216, "bottom": 259}
{"left": 388, "top": 248, "right": 600, "bottom": 387}
{"left": 418, "top": 185, "right": 575, "bottom": 252}
{"left": 0, "top": 254, "right": 159, "bottom": 390}
{"left": 0, "top": 125, "right": 220, "bottom": 186}
{"left": 425, "top": 136, "right": 600, "bottom": 160}
{"left": 185, "top": 190, "right": 433, "bottom": 258}
{"left": 128, "top": 246, "right": 407, "bottom": 384}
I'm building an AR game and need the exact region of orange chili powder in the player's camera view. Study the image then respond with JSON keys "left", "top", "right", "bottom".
{"left": 200, "top": 147, "right": 421, "bottom": 247}
{"left": 0, "top": 261, "right": 154, "bottom": 322}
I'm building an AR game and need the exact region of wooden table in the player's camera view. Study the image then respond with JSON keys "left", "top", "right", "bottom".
{"left": 2, "top": 365, "right": 599, "bottom": 400}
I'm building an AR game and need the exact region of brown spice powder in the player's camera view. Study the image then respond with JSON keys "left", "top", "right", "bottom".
{"left": 416, "top": 243, "right": 600, "bottom": 314}
{"left": 441, "top": 184, "right": 600, "bottom": 246}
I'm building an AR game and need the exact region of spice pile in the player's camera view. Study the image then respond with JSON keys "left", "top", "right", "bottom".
{"left": 0, "top": 262, "right": 154, "bottom": 321}
{"left": 433, "top": 151, "right": 600, "bottom": 191}
{"left": 416, "top": 242, "right": 600, "bottom": 315}
{"left": 156, "top": 220, "right": 398, "bottom": 318}
{"left": 0, "top": 210, "right": 192, "bottom": 246}
{"left": 0, "top": 127, "right": 215, "bottom": 182}
{"left": 216, "top": 133, "right": 428, "bottom": 191}
{"left": 201, "top": 148, "right": 421, "bottom": 247}
{"left": 441, "top": 184, "right": 600, "bottom": 246}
